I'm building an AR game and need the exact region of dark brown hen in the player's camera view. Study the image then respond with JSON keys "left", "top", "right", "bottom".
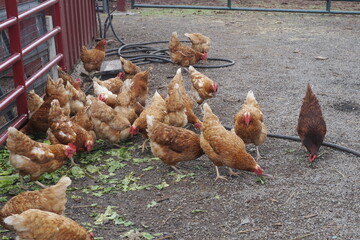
{"left": 297, "top": 84, "right": 327, "bottom": 162}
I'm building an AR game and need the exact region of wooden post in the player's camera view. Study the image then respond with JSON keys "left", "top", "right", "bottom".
{"left": 45, "top": 15, "right": 59, "bottom": 80}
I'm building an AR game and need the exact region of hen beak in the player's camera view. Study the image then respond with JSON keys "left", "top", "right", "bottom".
{"left": 308, "top": 154, "right": 317, "bottom": 163}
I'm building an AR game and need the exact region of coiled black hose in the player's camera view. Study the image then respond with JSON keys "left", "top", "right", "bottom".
{"left": 223, "top": 125, "right": 360, "bottom": 157}
{"left": 96, "top": 3, "right": 235, "bottom": 68}
{"left": 116, "top": 41, "right": 235, "bottom": 68}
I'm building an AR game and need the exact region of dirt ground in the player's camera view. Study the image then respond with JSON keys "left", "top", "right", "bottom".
{"left": 2, "top": 3, "right": 360, "bottom": 240}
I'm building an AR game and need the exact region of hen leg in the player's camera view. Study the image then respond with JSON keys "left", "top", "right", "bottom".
{"left": 19, "top": 175, "right": 27, "bottom": 190}
{"left": 34, "top": 181, "right": 48, "bottom": 188}
{"left": 171, "top": 165, "right": 183, "bottom": 174}
{"left": 141, "top": 139, "right": 148, "bottom": 152}
{"left": 228, "top": 167, "right": 239, "bottom": 177}
{"left": 214, "top": 166, "right": 227, "bottom": 181}
{"left": 256, "top": 146, "right": 261, "bottom": 160}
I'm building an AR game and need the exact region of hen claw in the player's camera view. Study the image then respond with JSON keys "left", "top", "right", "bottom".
{"left": 214, "top": 166, "right": 227, "bottom": 181}
{"left": 215, "top": 175, "right": 227, "bottom": 181}
{"left": 228, "top": 168, "right": 239, "bottom": 177}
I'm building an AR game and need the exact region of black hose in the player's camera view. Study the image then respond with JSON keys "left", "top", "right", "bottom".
{"left": 96, "top": 2, "right": 235, "bottom": 68}
{"left": 105, "top": 5, "right": 126, "bottom": 44}
{"left": 114, "top": 42, "right": 235, "bottom": 68}
{"left": 223, "top": 125, "right": 360, "bottom": 157}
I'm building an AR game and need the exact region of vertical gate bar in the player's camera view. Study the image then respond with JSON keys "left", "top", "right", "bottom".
{"left": 85, "top": 0, "right": 91, "bottom": 42}
{"left": 89, "top": 0, "right": 96, "bottom": 41}
{"left": 326, "top": 0, "right": 331, "bottom": 12}
{"left": 53, "top": 0, "right": 65, "bottom": 68}
{"left": 91, "top": 0, "right": 97, "bottom": 38}
{"left": 74, "top": 0, "right": 80, "bottom": 62}
{"left": 131, "top": 0, "right": 135, "bottom": 9}
{"left": 5, "top": 0, "right": 28, "bottom": 116}
{"left": 79, "top": 0, "right": 85, "bottom": 45}
{"left": 227, "top": 0, "right": 232, "bottom": 9}
{"left": 83, "top": 0, "right": 89, "bottom": 43}
{"left": 69, "top": 0, "right": 76, "bottom": 67}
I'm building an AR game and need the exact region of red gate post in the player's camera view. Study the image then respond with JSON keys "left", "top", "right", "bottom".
{"left": 117, "top": 0, "right": 126, "bottom": 12}
{"left": 5, "top": 0, "right": 28, "bottom": 116}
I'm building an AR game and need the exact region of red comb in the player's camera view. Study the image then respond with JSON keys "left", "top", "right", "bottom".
{"left": 67, "top": 143, "right": 76, "bottom": 151}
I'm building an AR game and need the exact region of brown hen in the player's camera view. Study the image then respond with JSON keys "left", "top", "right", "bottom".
{"left": 131, "top": 67, "right": 152, "bottom": 107}
{"left": 200, "top": 103, "right": 263, "bottom": 181}
{"left": 233, "top": 90, "right": 267, "bottom": 160}
{"left": 146, "top": 115, "right": 203, "bottom": 173}
{"left": 184, "top": 32, "right": 211, "bottom": 53}
{"left": 297, "top": 84, "right": 327, "bottom": 163}
{"left": 119, "top": 56, "right": 141, "bottom": 80}
{"left": 47, "top": 99, "right": 94, "bottom": 159}
{"left": 130, "top": 91, "right": 167, "bottom": 139}
{"left": 86, "top": 96, "right": 131, "bottom": 143}
{"left": 188, "top": 65, "right": 218, "bottom": 105}
{"left": 80, "top": 39, "right": 106, "bottom": 76}
{"left": 168, "top": 32, "right": 207, "bottom": 67}
{"left": 27, "top": 89, "right": 44, "bottom": 116}
{"left": 0, "top": 176, "right": 71, "bottom": 230}
{"left": 168, "top": 67, "right": 202, "bottom": 129}
{"left": 21, "top": 76, "right": 71, "bottom": 135}
{"left": 4, "top": 209, "right": 94, "bottom": 240}
{"left": 6, "top": 127, "right": 76, "bottom": 188}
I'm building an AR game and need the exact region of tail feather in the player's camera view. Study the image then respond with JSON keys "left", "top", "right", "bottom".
{"left": 4, "top": 215, "right": 28, "bottom": 231}
{"left": 8, "top": 154, "right": 30, "bottom": 169}
{"left": 305, "top": 83, "right": 315, "bottom": 100}
{"left": 245, "top": 90, "right": 258, "bottom": 106}
{"left": 43, "top": 176, "right": 71, "bottom": 200}
{"left": 246, "top": 90, "right": 255, "bottom": 101}
{"left": 188, "top": 65, "right": 196, "bottom": 73}
{"left": 203, "top": 103, "right": 212, "bottom": 115}
{"left": 56, "top": 176, "right": 72, "bottom": 188}
{"left": 7, "top": 127, "right": 17, "bottom": 136}
{"left": 154, "top": 91, "right": 161, "bottom": 98}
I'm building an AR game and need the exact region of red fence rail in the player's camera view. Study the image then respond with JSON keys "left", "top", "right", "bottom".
{"left": 0, "top": 0, "right": 97, "bottom": 146}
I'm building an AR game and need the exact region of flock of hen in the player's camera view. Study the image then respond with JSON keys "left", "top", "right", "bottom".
{"left": 1, "top": 32, "right": 326, "bottom": 239}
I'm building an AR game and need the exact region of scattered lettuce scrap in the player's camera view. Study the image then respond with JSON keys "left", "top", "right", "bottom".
{"left": 94, "top": 206, "right": 133, "bottom": 227}
{"left": 256, "top": 176, "right": 266, "bottom": 184}
{"left": 155, "top": 181, "right": 169, "bottom": 190}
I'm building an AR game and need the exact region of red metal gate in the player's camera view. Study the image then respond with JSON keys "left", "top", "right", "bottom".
{"left": 0, "top": 0, "right": 97, "bottom": 146}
